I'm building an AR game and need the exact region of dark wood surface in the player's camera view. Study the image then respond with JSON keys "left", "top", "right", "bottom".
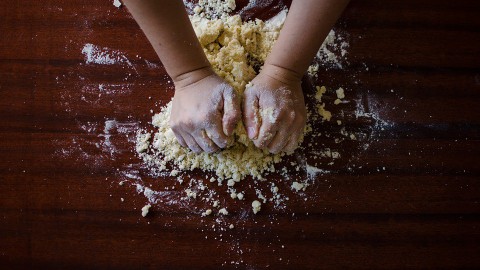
{"left": 1, "top": 0, "right": 480, "bottom": 269}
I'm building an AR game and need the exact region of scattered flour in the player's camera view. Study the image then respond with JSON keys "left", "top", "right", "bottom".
{"left": 81, "top": 43, "right": 137, "bottom": 74}
{"left": 308, "top": 30, "right": 349, "bottom": 76}
{"left": 82, "top": 44, "right": 118, "bottom": 65}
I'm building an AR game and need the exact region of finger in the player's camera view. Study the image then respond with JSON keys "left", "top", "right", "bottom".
{"left": 253, "top": 106, "right": 280, "bottom": 148}
{"left": 242, "top": 88, "right": 260, "bottom": 140}
{"left": 182, "top": 132, "right": 203, "bottom": 153}
{"left": 172, "top": 128, "right": 188, "bottom": 148}
{"left": 205, "top": 124, "right": 228, "bottom": 149}
{"left": 267, "top": 128, "right": 292, "bottom": 154}
{"left": 283, "top": 129, "right": 303, "bottom": 154}
{"left": 194, "top": 130, "right": 219, "bottom": 153}
{"left": 222, "top": 87, "right": 241, "bottom": 136}
{"left": 254, "top": 126, "right": 277, "bottom": 149}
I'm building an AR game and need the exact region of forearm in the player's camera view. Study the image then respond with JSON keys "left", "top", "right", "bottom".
{"left": 123, "top": 0, "right": 211, "bottom": 84}
{"left": 264, "top": 0, "right": 350, "bottom": 79}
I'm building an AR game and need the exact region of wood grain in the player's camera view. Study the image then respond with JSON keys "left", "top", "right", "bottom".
{"left": 1, "top": 0, "right": 480, "bottom": 269}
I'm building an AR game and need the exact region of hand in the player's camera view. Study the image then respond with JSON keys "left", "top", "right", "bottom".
{"left": 243, "top": 64, "right": 307, "bottom": 154}
{"left": 170, "top": 68, "right": 241, "bottom": 153}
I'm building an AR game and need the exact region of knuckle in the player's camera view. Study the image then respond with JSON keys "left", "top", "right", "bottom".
{"left": 183, "top": 120, "right": 196, "bottom": 131}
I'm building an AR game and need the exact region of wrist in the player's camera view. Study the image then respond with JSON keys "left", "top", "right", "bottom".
{"left": 260, "top": 63, "right": 303, "bottom": 85}
{"left": 172, "top": 65, "right": 215, "bottom": 89}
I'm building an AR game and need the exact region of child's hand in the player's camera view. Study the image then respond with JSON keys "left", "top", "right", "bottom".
{"left": 170, "top": 71, "right": 240, "bottom": 153}
{"left": 243, "top": 65, "right": 307, "bottom": 154}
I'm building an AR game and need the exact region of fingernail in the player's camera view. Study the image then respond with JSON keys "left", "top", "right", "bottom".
{"left": 247, "top": 127, "right": 255, "bottom": 139}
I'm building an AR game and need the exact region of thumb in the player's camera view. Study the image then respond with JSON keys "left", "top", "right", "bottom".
{"left": 242, "top": 87, "right": 260, "bottom": 140}
{"left": 222, "top": 86, "right": 241, "bottom": 136}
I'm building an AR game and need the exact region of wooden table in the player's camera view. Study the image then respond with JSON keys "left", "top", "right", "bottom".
{"left": 1, "top": 0, "right": 479, "bottom": 268}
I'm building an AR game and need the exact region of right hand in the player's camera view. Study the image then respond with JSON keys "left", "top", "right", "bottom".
{"left": 170, "top": 68, "right": 241, "bottom": 153}
{"left": 242, "top": 64, "right": 307, "bottom": 154}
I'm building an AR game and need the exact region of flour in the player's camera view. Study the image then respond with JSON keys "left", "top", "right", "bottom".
{"left": 81, "top": 43, "right": 136, "bottom": 74}
{"left": 308, "top": 30, "right": 349, "bottom": 75}
{"left": 316, "top": 30, "right": 349, "bottom": 68}
{"left": 82, "top": 44, "right": 118, "bottom": 65}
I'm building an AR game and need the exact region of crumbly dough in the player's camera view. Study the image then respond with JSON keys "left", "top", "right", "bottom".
{"left": 137, "top": 12, "right": 289, "bottom": 182}
{"left": 194, "top": 0, "right": 236, "bottom": 19}
{"left": 315, "top": 85, "right": 332, "bottom": 121}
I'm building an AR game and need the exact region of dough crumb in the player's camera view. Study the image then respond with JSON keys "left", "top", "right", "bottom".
{"left": 317, "top": 103, "right": 332, "bottom": 121}
{"left": 336, "top": 87, "right": 345, "bottom": 99}
{"left": 185, "top": 189, "right": 197, "bottom": 199}
{"left": 291, "top": 182, "right": 305, "bottom": 192}
{"left": 315, "top": 86, "right": 327, "bottom": 102}
{"left": 113, "top": 0, "right": 122, "bottom": 8}
{"left": 218, "top": 207, "right": 229, "bottom": 215}
{"left": 252, "top": 200, "right": 262, "bottom": 214}
{"left": 141, "top": 204, "right": 151, "bottom": 217}
{"left": 260, "top": 107, "right": 276, "bottom": 124}
{"left": 202, "top": 209, "right": 213, "bottom": 217}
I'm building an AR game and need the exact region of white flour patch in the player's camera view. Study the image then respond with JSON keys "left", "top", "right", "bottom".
{"left": 306, "top": 164, "right": 329, "bottom": 179}
{"left": 98, "top": 83, "right": 133, "bottom": 95}
{"left": 82, "top": 43, "right": 119, "bottom": 65}
{"left": 81, "top": 43, "right": 139, "bottom": 74}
